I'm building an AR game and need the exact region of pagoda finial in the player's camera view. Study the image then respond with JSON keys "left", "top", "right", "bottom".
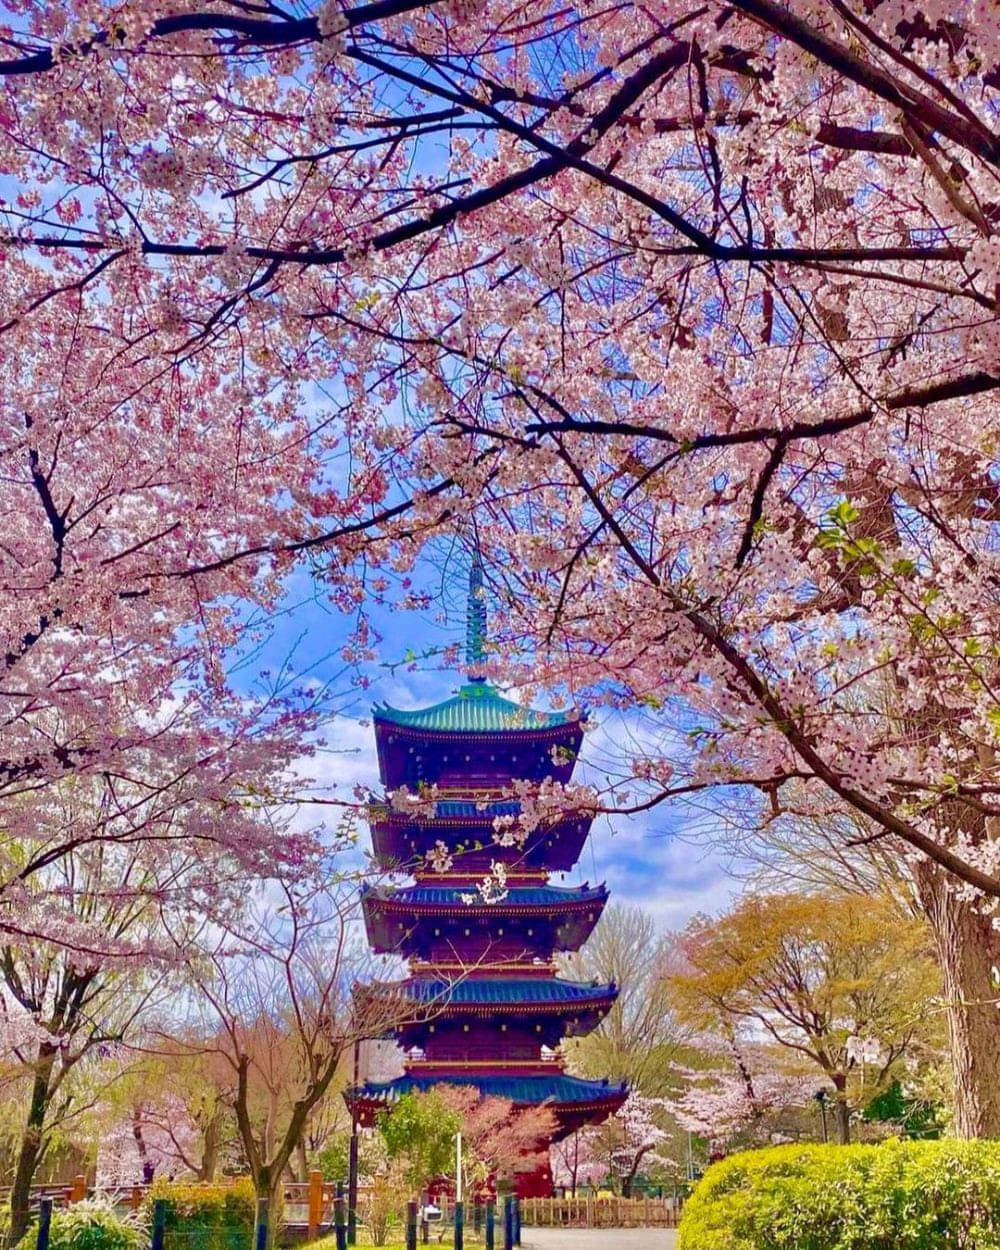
{"left": 465, "top": 548, "right": 487, "bottom": 676}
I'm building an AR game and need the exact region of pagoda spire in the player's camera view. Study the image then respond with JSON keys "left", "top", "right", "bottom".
{"left": 465, "top": 548, "right": 487, "bottom": 676}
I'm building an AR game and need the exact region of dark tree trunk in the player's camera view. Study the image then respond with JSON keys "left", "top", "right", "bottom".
{"left": 132, "top": 1107, "right": 157, "bottom": 1183}
{"left": 252, "top": 1167, "right": 284, "bottom": 1250}
{"left": 831, "top": 1073, "right": 851, "bottom": 1145}
{"left": 9, "top": 1045, "right": 58, "bottom": 1245}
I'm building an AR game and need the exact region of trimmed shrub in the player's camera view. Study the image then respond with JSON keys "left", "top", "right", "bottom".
{"left": 678, "top": 1138, "right": 1000, "bottom": 1250}
{"left": 47, "top": 1200, "right": 144, "bottom": 1250}
{"left": 144, "top": 1180, "right": 255, "bottom": 1250}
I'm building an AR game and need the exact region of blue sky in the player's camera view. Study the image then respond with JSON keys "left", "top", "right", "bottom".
{"left": 234, "top": 560, "right": 743, "bottom": 932}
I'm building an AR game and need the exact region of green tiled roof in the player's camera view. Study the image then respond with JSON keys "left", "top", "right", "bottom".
{"left": 375, "top": 681, "right": 579, "bottom": 733}
{"left": 354, "top": 1073, "right": 627, "bottom": 1106}
{"left": 402, "top": 977, "right": 615, "bottom": 1006}
{"left": 363, "top": 883, "right": 608, "bottom": 909}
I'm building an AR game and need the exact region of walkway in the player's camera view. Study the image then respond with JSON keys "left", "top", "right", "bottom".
{"left": 521, "top": 1229, "right": 677, "bottom": 1250}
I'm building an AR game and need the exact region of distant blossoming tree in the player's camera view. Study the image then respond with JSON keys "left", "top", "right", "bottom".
{"left": 96, "top": 1096, "right": 201, "bottom": 1186}
{"left": 666, "top": 1047, "right": 811, "bottom": 1149}
{"left": 435, "top": 1085, "right": 557, "bottom": 1194}
{"left": 606, "top": 1094, "right": 673, "bottom": 1197}
{"left": 550, "top": 1127, "right": 606, "bottom": 1196}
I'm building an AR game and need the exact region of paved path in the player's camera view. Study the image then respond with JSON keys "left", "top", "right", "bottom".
{"left": 521, "top": 1229, "right": 677, "bottom": 1250}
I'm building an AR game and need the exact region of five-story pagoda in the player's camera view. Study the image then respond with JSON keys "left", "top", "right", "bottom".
{"left": 348, "top": 559, "right": 626, "bottom": 1195}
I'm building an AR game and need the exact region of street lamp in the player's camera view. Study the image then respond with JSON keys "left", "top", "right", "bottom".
{"left": 815, "top": 1089, "right": 829, "bottom": 1144}
{"left": 347, "top": 1039, "right": 360, "bottom": 1246}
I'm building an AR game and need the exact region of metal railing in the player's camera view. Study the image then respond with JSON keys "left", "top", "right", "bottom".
{"left": 26, "top": 1195, "right": 526, "bottom": 1250}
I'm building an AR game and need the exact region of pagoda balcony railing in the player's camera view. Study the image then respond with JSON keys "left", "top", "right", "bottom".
{"left": 430, "top": 786, "right": 514, "bottom": 800}
{"left": 404, "top": 1056, "right": 566, "bottom": 1071}
{"left": 370, "top": 786, "right": 515, "bottom": 811}
{"left": 411, "top": 869, "right": 548, "bottom": 882}
{"left": 408, "top": 960, "right": 558, "bottom": 977}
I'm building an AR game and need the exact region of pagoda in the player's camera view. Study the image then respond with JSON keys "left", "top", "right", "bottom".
{"left": 347, "top": 559, "right": 626, "bottom": 1196}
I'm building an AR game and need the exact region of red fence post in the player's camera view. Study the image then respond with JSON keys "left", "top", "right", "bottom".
{"left": 308, "top": 1170, "right": 324, "bottom": 1238}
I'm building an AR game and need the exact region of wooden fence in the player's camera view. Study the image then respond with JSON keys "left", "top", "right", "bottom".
{"left": 0, "top": 1174, "right": 369, "bottom": 1238}
{"left": 518, "top": 1195, "right": 680, "bottom": 1227}
{"left": 3, "top": 1179, "right": 680, "bottom": 1232}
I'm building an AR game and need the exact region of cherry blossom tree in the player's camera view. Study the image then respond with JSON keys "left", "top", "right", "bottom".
{"left": 666, "top": 1044, "right": 812, "bottom": 1150}
{"left": 0, "top": 0, "right": 998, "bottom": 1135}
{"left": 96, "top": 1095, "right": 201, "bottom": 1186}
{"left": 550, "top": 1126, "right": 606, "bottom": 1196}
{"left": 434, "top": 1085, "right": 557, "bottom": 1194}
{"left": 603, "top": 1093, "right": 672, "bottom": 1197}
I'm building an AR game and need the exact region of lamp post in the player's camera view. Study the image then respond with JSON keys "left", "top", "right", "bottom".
{"left": 347, "top": 1039, "right": 360, "bottom": 1246}
{"left": 815, "top": 1089, "right": 829, "bottom": 1144}
{"left": 455, "top": 1133, "right": 464, "bottom": 1250}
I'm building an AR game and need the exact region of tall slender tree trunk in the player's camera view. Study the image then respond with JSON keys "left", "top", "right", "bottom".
{"left": 915, "top": 862, "right": 1000, "bottom": 1137}
{"left": 831, "top": 1074, "right": 851, "bottom": 1145}
{"left": 9, "top": 1045, "right": 57, "bottom": 1245}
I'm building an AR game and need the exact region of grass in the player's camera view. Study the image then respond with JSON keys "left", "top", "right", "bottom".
{"left": 309, "top": 1232, "right": 488, "bottom": 1250}
{"left": 308, "top": 1230, "right": 487, "bottom": 1250}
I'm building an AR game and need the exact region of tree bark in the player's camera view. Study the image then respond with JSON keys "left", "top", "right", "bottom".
{"left": 252, "top": 1167, "right": 285, "bottom": 1250}
{"left": 198, "top": 1108, "right": 223, "bottom": 1182}
{"left": 915, "top": 861, "right": 1000, "bottom": 1137}
{"left": 9, "top": 1044, "right": 58, "bottom": 1245}
{"left": 831, "top": 1073, "right": 851, "bottom": 1145}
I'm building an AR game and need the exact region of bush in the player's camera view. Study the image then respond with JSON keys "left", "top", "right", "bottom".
{"left": 144, "top": 1180, "right": 255, "bottom": 1250}
{"left": 47, "top": 1200, "right": 144, "bottom": 1250}
{"left": 679, "top": 1138, "right": 1000, "bottom": 1250}
{"left": 357, "top": 1175, "right": 403, "bottom": 1248}
{"left": 316, "top": 1137, "right": 349, "bottom": 1184}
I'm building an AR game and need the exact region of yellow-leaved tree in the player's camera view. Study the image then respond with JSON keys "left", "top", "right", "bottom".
{"left": 666, "top": 892, "right": 943, "bottom": 1144}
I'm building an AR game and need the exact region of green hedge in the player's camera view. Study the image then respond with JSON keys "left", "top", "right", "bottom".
{"left": 143, "top": 1180, "right": 255, "bottom": 1250}
{"left": 678, "top": 1139, "right": 1000, "bottom": 1250}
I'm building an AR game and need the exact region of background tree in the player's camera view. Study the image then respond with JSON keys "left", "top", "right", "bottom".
{"left": 167, "top": 868, "right": 390, "bottom": 1250}
{"left": 561, "top": 903, "right": 685, "bottom": 1093}
{"left": 378, "top": 1085, "right": 556, "bottom": 1196}
{"left": 377, "top": 1089, "right": 460, "bottom": 1194}
{"left": 95, "top": 1095, "right": 201, "bottom": 1186}
{"left": 592, "top": 1094, "right": 672, "bottom": 1198}
{"left": 434, "top": 1086, "right": 556, "bottom": 1196}
{"left": 550, "top": 1127, "right": 606, "bottom": 1197}
{"left": 666, "top": 1038, "right": 813, "bottom": 1151}
{"left": 2, "top": 840, "right": 180, "bottom": 1243}
{"left": 667, "top": 892, "right": 942, "bottom": 1144}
